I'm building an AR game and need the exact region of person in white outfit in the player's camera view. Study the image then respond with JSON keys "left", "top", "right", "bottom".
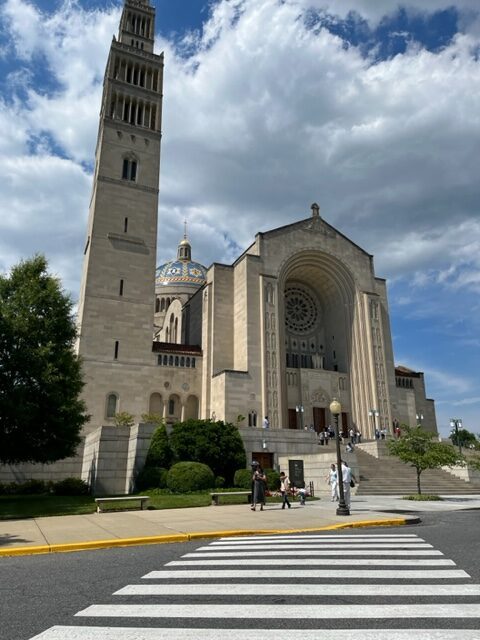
{"left": 341, "top": 461, "right": 356, "bottom": 509}
{"left": 327, "top": 463, "right": 338, "bottom": 502}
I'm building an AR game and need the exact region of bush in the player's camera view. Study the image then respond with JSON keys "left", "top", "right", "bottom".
{"left": 234, "top": 468, "right": 252, "bottom": 489}
{"left": 51, "top": 477, "right": 90, "bottom": 496}
{"left": 169, "top": 419, "right": 246, "bottom": 485}
{"left": 14, "top": 478, "right": 48, "bottom": 495}
{"left": 264, "top": 468, "right": 280, "bottom": 491}
{"left": 166, "top": 461, "right": 215, "bottom": 493}
{"left": 135, "top": 467, "right": 168, "bottom": 491}
{"left": 114, "top": 412, "right": 135, "bottom": 427}
{"left": 214, "top": 476, "right": 225, "bottom": 488}
{"left": 144, "top": 424, "right": 172, "bottom": 469}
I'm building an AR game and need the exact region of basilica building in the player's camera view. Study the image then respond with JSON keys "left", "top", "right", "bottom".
{"left": 75, "top": 0, "right": 437, "bottom": 448}
{"left": 0, "top": 0, "right": 438, "bottom": 492}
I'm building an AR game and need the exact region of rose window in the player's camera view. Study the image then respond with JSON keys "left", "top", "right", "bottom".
{"left": 285, "top": 286, "right": 318, "bottom": 334}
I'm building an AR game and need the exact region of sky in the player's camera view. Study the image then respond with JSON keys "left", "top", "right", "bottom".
{"left": 0, "top": 0, "right": 479, "bottom": 437}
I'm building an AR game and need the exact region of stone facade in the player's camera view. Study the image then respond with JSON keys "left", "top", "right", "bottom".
{"left": 0, "top": 0, "right": 438, "bottom": 492}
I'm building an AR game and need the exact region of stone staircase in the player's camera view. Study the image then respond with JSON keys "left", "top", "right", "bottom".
{"left": 355, "top": 441, "right": 480, "bottom": 495}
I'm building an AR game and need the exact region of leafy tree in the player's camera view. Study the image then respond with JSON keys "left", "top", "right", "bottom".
{"left": 169, "top": 419, "right": 246, "bottom": 485}
{"left": 388, "top": 425, "right": 464, "bottom": 494}
{"left": 144, "top": 423, "right": 172, "bottom": 468}
{"left": 449, "top": 428, "right": 479, "bottom": 450}
{"left": 0, "top": 256, "right": 88, "bottom": 464}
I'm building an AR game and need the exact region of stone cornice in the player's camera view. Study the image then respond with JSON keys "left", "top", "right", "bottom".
{"left": 98, "top": 174, "right": 159, "bottom": 195}
{"left": 112, "top": 40, "right": 164, "bottom": 65}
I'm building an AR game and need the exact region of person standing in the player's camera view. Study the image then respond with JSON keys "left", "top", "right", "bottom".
{"left": 262, "top": 416, "right": 270, "bottom": 429}
{"left": 251, "top": 462, "right": 266, "bottom": 511}
{"left": 327, "top": 463, "right": 338, "bottom": 502}
{"left": 279, "top": 471, "right": 291, "bottom": 509}
{"left": 341, "top": 460, "right": 356, "bottom": 509}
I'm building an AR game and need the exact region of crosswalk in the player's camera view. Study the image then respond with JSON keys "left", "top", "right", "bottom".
{"left": 30, "top": 533, "right": 480, "bottom": 639}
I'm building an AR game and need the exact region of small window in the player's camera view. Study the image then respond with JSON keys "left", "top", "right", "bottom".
{"left": 157, "top": 355, "right": 162, "bottom": 365}
{"left": 186, "top": 357, "right": 190, "bottom": 367}
{"left": 168, "top": 355, "right": 173, "bottom": 366}
{"left": 114, "top": 341, "right": 119, "bottom": 360}
{"left": 124, "top": 217, "right": 128, "bottom": 233}
{"left": 174, "top": 356, "right": 179, "bottom": 366}
{"left": 168, "top": 399, "right": 175, "bottom": 415}
{"left": 163, "top": 354, "right": 168, "bottom": 365}
{"left": 119, "top": 279, "right": 124, "bottom": 296}
{"left": 180, "top": 356, "right": 185, "bottom": 367}
{"left": 155, "top": 298, "right": 160, "bottom": 312}
{"left": 191, "top": 357, "right": 196, "bottom": 368}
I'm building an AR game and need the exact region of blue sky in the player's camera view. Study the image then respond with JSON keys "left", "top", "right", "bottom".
{"left": 0, "top": 0, "right": 479, "bottom": 436}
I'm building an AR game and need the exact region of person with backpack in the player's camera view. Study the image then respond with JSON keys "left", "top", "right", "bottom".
{"left": 279, "top": 471, "right": 291, "bottom": 509}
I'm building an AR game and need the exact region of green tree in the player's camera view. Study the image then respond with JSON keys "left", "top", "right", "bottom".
{"left": 0, "top": 255, "right": 88, "bottom": 464}
{"left": 449, "top": 428, "right": 479, "bottom": 450}
{"left": 144, "top": 423, "right": 172, "bottom": 468}
{"left": 388, "top": 425, "right": 463, "bottom": 494}
{"left": 169, "top": 418, "right": 246, "bottom": 485}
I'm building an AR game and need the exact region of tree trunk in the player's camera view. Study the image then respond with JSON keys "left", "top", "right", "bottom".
{"left": 416, "top": 468, "right": 422, "bottom": 494}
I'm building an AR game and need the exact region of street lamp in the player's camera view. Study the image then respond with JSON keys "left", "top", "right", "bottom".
{"left": 450, "top": 418, "right": 463, "bottom": 455}
{"left": 330, "top": 398, "right": 349, "bottom": 516}
{"left": 296, "top": 404, "right": 304, "bottom": 430}
{"left": 368, "top": 408, "right": 379, "bottom": 435}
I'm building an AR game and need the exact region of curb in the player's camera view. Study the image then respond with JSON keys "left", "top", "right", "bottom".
{"left": 0, "top": 516, "right": 417, "bottom": 557}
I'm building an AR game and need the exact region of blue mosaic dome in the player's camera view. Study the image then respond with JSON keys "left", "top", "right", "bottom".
{"left": 155, "top": 259, "right": 207, "bottom": 287}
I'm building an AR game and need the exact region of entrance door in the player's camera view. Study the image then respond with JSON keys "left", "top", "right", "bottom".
{"left": 313, "top": 407, "right": 326, "bottom": 433}
{"left": 288, "top": 409, "right": 297, "bottom": 429}
{"left": 252, "top": 452, "right": 273, "bottom": 469}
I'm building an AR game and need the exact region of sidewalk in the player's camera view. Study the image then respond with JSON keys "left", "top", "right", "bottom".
{"left": 1, "top": 494, "right": 479, "bottom": 557}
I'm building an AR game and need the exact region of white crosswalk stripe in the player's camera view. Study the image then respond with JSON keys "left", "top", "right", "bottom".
{"left": 29, "top": 533, "right": 480, "bottom": 639}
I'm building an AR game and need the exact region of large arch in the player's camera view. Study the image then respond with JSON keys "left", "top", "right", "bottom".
{"left": 276, "top": 249, "right": 357, "bottom": 429}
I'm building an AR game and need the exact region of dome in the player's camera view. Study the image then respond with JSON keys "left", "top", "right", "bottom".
{"left": 156, "top": 224, "right": 207, "bottom": 288}
{"left": 156, "top": 259, "right": 207, "bottom": 287}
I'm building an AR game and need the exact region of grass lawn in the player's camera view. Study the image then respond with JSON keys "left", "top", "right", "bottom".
{"left": 0, "top": 491, "right": 315, "bottom": 520}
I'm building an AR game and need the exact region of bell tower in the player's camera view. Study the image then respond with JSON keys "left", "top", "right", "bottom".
{"left": 76, "top": 0, "right": 163, "bottom": 428}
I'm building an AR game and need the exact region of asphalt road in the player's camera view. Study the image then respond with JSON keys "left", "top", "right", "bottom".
{"left": 2, "top": 509, "right": 479, "bottom": 640}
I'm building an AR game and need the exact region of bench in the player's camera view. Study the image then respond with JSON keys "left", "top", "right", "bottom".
{"left": 95, "top": 496, "right": 149, "bottom": 513}
{"left": 210, "top": 491, "right": 252, "bottom": 506}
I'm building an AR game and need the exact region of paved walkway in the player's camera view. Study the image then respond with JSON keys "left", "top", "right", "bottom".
{"left": 1, "top": 494, "right": 479, "bottom": 557}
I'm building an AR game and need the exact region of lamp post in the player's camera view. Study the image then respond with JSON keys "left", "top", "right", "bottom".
{"left": 368, "top": 408, "right": 379, "bottom": 436}
{"left": 296, "top": 404, "right": 304, "bottom": 430}
{"left": 330, "top": 398, "right": 349, "bottom": 516}
{"left": 450, "top": 418, "right": 463, "bottom": 455}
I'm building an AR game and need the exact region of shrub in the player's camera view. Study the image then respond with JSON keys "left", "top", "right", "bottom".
{"left": 144, "top": 424, "right": 172, "bottom": 469}
{"left": 169, "top": 419, "right": 246, "bottom": 485}
{"left": 114, "top": 412, "right": 135, "bottom": 427}
{"left": 214, "top": 476, "right": 225, "bottom": 488}
{"left": 264, "top": 468, "right": 280, "bottom": 491}
{"left": 135, "top": 467, "right": 168, "bottom": 491}
{"left": 166, "top": 461, "right": 215, "bottom": 493}
{"left": 14, "top": 479, "right": 48, "bottom": 495}
{"left": 234, "top": 468, "right": 252, "bottom": 489}
{"left": 51, "top": 477, "right": 90, "bottom": 496}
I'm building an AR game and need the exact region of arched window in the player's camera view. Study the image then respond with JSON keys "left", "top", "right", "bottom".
{"left": 186, "top": 357, "right": 190, "bottom": 367}
{"left": 106, "top": 393, "right": 118, "bottom": 418}
{"left": 161, "top": 298, "right": 165, "bottom": 311}
{"left": 149, "top": 392, "right": 162, "bottom": 415}
{"left": 155, "top": 298, "right": 160, "bottom": 312}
